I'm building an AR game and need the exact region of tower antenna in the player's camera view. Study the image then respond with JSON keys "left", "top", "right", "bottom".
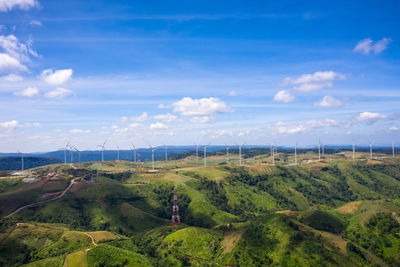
{"left": 171, "top": 190, "right": 180, "bottom": 225}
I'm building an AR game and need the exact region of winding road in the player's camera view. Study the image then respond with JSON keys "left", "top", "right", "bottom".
{"left": 4, "top": 178, "right": 78, "bottom": 218}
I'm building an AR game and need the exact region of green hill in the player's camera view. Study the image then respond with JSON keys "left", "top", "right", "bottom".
{"left": 0, "top": 155, "right": 399, "bottom": 266}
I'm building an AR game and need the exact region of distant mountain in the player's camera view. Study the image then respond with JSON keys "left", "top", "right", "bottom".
{"left": 0, "top": 156, "right": 62, "bottom": 171}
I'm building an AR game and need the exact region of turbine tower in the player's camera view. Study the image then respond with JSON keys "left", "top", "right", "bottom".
{"left": 270, "top": 144, "right": 275, "bottom": 165}
{"left": 17, "top": 149, "right": 24, "bottom": 171}
{"left": 195, "top": 143, "right": 199, "bottom": 162}
{"left": 131, "top": 144, "right": 137, "bottom": 163}
{"left": 117, "top": 145, "right": 120, "bottom": 161}
{"left": 164, "top": 144, "right": 168, "bottom": 162}
{"left": 68, "top": 144, "right": 74, "bottom": 164}
{"left": 369, "top": 141, "right": 373, "bottom": 160}
{"left": 148, "top": 143, "right": 155, "bottom": 171}
{"left": 71, "top": 145, "right": 82, "bottom": 168}
{"left": 318, "top": 139, "right": 321, "bottom": 161}
{"left": 203, "top": 145, "right": 207, "bottom": 168}
{"left": 393, "top": 142, "right": 395, "bottom": 158}
{"left": 98, "top": 139, "right": 107, "bottom": 162}
{"left": 61, "top": 143, "right": 69, "bottom": 164}
{"left": 238, "top": 144, "right": 244, "bottom": 166}
{"left": 352, "top": 142, "right": 355, "bottom": 160}
{"left": 226, "top": 144, "right": 229, "bottom": 162}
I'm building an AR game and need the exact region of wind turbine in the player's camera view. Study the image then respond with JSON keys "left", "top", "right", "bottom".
{"left": 148, "top": 143, "right": 155, "bottom": 171}
{"left": 60, "top": 142, "right": 69, "bottom": 164}
{"left": 98, "top": 139, "right": 107, "bottom": 162}
{"left": 71, "top": 145, "right": 82, "bottom": 169}
{"left": 270, "top": 143, "right": 275, "bottom": 165}
{"left": 393, "top": 142, "right": 395, "bottom": 158}
{"left": 68, "top": 144, "right": 74, "bottom": 164}
{"left": 225, "top": 144, "right": 229, "bottom": 162}
{"left": 16, "top": 149, "right": 24, "bottom": 171}
{"left": 238, "top": 144, "right": 244, "bottom": 166}
{"left": 117, "top": 145, "right": 120, "bottom": 161}
{"left": 318, "top": 139, "right": 321, "bottom": 161}
{"left": 131, "top": 144, "right": 137, "bottom": 162}
{"left": 369, "top": 140, "right": 373, "bottom": 160}
{"left": 203, "top": 144, "right": 208, "bottom": 168}
{"left": 195, "top": 143, "right": 199, "bottom": 162}
{"left": 163, "top": 144, "right": 168, "bottom": 162}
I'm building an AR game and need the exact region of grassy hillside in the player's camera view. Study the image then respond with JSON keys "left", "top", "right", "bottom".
{"left": 0, "top": 155, "right": 399, "bottom": 266}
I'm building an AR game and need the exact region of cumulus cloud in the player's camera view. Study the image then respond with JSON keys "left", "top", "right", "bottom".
{"left": 314, "top": 96, "right": 346, "bottom": 107}
{"left": 271, "top": 119, "right": 341, "bottom": 134}
{"left": 273, "top": 90, "right": 295, "bottom": 103}
{"left": 354, "top": 112, "right": 387, "bottom": 124}
{"left": 0, "top": 120, "right": 39, "bottom": 129}
{"left": 69, "top": 129, "right": 91, "bottom": 134}
{"left": 0, "top": 53, "right": 27, "bottom": 72}
{"left": 0, "top": 73, "right": 23, "bottom": 81}
{"left": 0, "top": 0, "right": 39, "bottom": 12}
{"left": 14, "top": 86, "right": 39, "bottom": 97}
{"left": 354, "top": 38, "right": 391, "bottom": 55}
{"left": 157, "top": 103, "right": 170, "bottom": 109}
{"left": 283, "top": 71, "right": 345, "bottom": 92}
{"left": 153, "top": 113, "right": 179, "bottom": 123}
{"left": 149, "top": 122, "right": 168, "bottom": 130}
{"left": 389, "top": 126, "right": 398, "bottom": 131}
{"left": 131, "top": 112, "right": 149, "bottom": 122}
{"left": 41, "top": 69, "right": 73, "bottom": 85}
{"left": 190, "top": 116, "right": 212, "bottom": 124}
{"left": 172, "top": 97, "right": 230, "bottom": 116}
{"left": 44, "top": 87, "right": 72, "bottom": 99}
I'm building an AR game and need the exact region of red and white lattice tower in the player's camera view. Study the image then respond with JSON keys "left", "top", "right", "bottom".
{"left": 171, "top": 191, "right": 180, "bottom": 225}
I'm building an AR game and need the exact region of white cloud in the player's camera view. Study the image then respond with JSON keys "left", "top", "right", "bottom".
{"left": 0, "top": 120, "right": 19, "bottom": 129}
{"left": 0, "top": 34, "right": 37, "bottom": 62}
{"left": 149, "top": 122, "right": 168, "bottom": 130}
{"left": 0, "top": 53, "right": 27, "bottom": 72}
{"left": 0, "top": 120, "right": 39, "bottom": 129}
{"left": 314, "top": 96, "right": 346, "bottom": 107}
{"left": 271, "top": 119, "right": 340, "bottom": 134}
{"left": 190, "top": 116, "right": 212, "bottom": 124}
{"left": 294, "top": 82, "right": 332, "bottom": 92}
{"left": 0, "top": 73, "right": 23, "bottom": 81}
{"left": 354, "top": 38, "right": 391, "bottom": 55}
{"left": 153, "top": 113, "right": 179, "bottom": 123}
{"left": 389, "top": 126, "right": 398, "bottom": 131}
{"left": 0, "top": 0, "right": 39, "bottom": 12}
{"left": 172, "top": 97, "right": 230, "bottom": 116}
{"left": 41, "top": 69, "right": 73, "bottom": 85}
{"left": 119, "top": 116, "right": 128, "bottom": 123}
{"left": 69, "top": 129, "right": 91, "bottom": 134}
{"left": 131, "top": 112, "right": 149, "bottom": 122}
{"left": 44, "top": 87, "right": 72, "bottom": 99}
{"left": 273, "top": 90, "right": 295, "bottom": 103}
{"left": 200, "top": 129, "right": 250, "bottom": 138}
{"left": 157, "top": 103, "right": 169, "bottom": 109}
{"left": 29, "top": 20, "right": 42, "bottom": 26}
{"left": 283, "top": 71, "right": 345, "bottom": 92}
{"left": 355, "top": 112, "right": 387, "bottom": 124}
{"left": 228, "top": 90, "right": 237, "bottom": 96}
{"left": 14, "top": 86, "right": 39, "bottom": 97}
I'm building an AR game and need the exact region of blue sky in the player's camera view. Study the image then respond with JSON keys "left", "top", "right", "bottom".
{"left": 0, "top": 0, "right": 400, "bottom": 152}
